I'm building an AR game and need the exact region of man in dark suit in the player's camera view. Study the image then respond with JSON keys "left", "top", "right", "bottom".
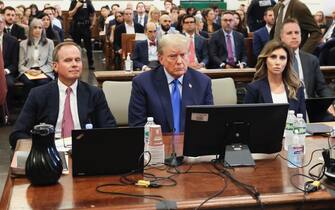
{"left": 133, "top": 2, "right": 147, "bottom": 27}
{"left": 209, "top": 11, "right": 247, "bottom": 69}
{"left": 3, "top": 6, "right": 26, "bottom": 41}
{"left": 128, "top": 34, "right": 213, "bottom": 133}
{"left": 253, "top": 8, "right": 275, "bottom": 58}
{"left": 271, "top": 0, "right": 321, "bottom": 53}
{"left": 247, "top": 0, "right": 276, "bottom": 32}
{"left": 132, "top": 22, "right": 159, "bottom": 71}
{"left": 1, "top": 14, "right": 19, "bottom": 112}
{"left": 280, "top": 18, "right": 334, "bottom": 120}
{"left": 10, "top": 42, "right": 116, "bottom": 148}
{"left": 114, "top": 8, "right": 144, "bottom": 54}
{"left": 182, "top": 14, "right": 209, "bottom": 69}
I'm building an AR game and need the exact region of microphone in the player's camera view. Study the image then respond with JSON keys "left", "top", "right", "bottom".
{"left": 164, "top": 132, "right": 183, "bottom": 167}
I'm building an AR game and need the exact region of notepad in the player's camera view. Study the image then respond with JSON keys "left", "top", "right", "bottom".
{"left": 24, "top": 72, "right": 47, "bottom": 80}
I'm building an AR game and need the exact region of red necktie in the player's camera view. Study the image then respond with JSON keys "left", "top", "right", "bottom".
{"left": 149, "top": 41, "right": 156, "bottom": 46}
{"left": 189, "top": 35, "right": 195, "bottom": 64}
{"left": 61, "top": 87, "right": 74, "bottom": 138}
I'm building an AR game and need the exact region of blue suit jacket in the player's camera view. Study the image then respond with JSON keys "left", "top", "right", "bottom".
{"left": 208, "top": 30, "right": 248, "bottom": 68}
{"left": 132, "top": 40, "right": 151, "bottom": 70}
{"left": 252, "top": 26, "right": 269, "bottom": 58}
{"left": 9, "top": 80, "right": 117, "bottom": 148}
{"left": 194, "top": 34, "right": 209, "bottom": 66}
{"left": 244, "top": 77, "right": 307, "bottom": 120}
{"left": 128, "top": 66, "right": 213, "bottom": 132}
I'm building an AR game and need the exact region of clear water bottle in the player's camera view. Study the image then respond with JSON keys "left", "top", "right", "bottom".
{"left": 125, "top": 53, "right": 133, "bottom": 73}
{"left": 287, "top": 134, "right": 304, "bottom": 168}
{"left": 284, "top": 110, "right": 296, "bottom": 151}
{"left": 144, "top": 117, "right": 155, "bottom": 164}
{"left": 294, "top": 113, "right": 306, "bottom": 153}
{"left": 147, "top": 124, "right": 165, "bottom": 166}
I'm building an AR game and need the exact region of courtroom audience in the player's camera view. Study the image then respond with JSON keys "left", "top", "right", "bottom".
{"left": 247, "top": 0, "right": 276, "bottom": 32}
{"left": 233, "top": 11, "right": 248, "bottom": 37}
{"left": 253, "top": 8, "right": 275, "bottom": 59}
{"left": 182, "top": 14, "right": 208, "bottom": 69}
{"left": 156, "top": 14, "right": 179, "bottom": 41}
{"left": 18, "top": 18, "right": 54, "bottom": 98}
{"left": 108, "top": 11, "right": 124, "bottom": 43}
{"left": 29, "top": 4, "right": 41, "bottom": 18}
{"left": 42, "top": 7, "right": 64, "bottom": 42}
{"left": 134, "top": 2, "right": 148, "bottom": 27}
{"left": 10, "top": 42, "right": 117, "bottom": 148}
{"left": 98, "top": 6, "right": 110, "bottom": 33}
{"left": 163, "top": 0, "right": 173, "bottom": 14}
{"left": 235, "top": 8, "right": 248, "bottom": 35}
{"left": 314, "top": 11, "right": 327, "bottom": 35}
{"left": 195, "top": 16, "right": 209, "bottom": 39}
{"left": 202, "top": 8, "right": 220, "bottom": 36}
{"left": 244, "top": 40, "right": 307, "bottom": 120}
{"left": 148, "top": 6, "right": 160, "bottom": 27}
{"left": 3, "top": 6, "right": 26, "bottom": 41}
{"left": 132, "top": 22, "right": 159, "bottom": 71}
{"left": 14, "top": 8, "right": 29, "bottom": 37}
{"left": 129, "top": 34, "right": 213, "bottom": 133}
{"left": 208, "top": 11, "right": 247, "bottom": 69}
{"left": 39, "top": 13, "right": 61, "bottom": 45}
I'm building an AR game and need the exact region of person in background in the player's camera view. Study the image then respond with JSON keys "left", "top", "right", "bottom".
{"left": 156, "top": 14, "right": 179, "bottom": 40}
{"left": 195, "top": 16, "right": 208, "bottom": 39}
{"left": 54, "top": 5, "right": 63, "bottom": 23}
{"left": 233, "top": 11, "right": 248, "bottom": 37}
{"left": 236, "top": 8, "right": 249, "bottom": 34}
{"left": 98, "top": 5, "right": 110, "bottom": 34}
{"left": 170, "top": 7, "right": 179, "bottom": 26}
{"left": 68, "top": 0, "right": 96, "bottom": 70}
{"left": 132, "top": 22, "right": 159, "bottom": 71}
{"left": 247, "top": 0, "right": 276, "bottom": 32}
{"left": 39, "top": 13, "right": 61, "bottom": 45}
{"left": 202, "top": 8, "right": 220, "bottom": 37}
{"left": 128, "top": 34, "right": 213, "bottom": 133}
{"left": 14, "top": 8, "right": 29, "bottom": 37}
{"left": 3, "top": 6, "right": 26, "bottom": 41}
{"left": 314, "top": 11, "right": 327, "bottom": 35}
{"left": 0, "top": 1, "right": 4, "bottom": 13}
{"left": 0, "top": 41, "right": 6, "bottom": 106}
{"left": 253, "top": 8, "right": 275, "bottom": 58}
{"left": 164, "top": 0, "right": 173, "bottom": 14}
{"left": 18, "top": 18, "right": 54, "bottom": 98}
{"left": 148, "top": 6, "right": 160, "bottom": 27}
{"left": 209, "top": 11, "right": 247, "bottom": 69}
{"left": 108, "top": 11, "right": 123, "bottom": 43}
{"left": 134, "top": 2, "right": 148, "bottom": 27}
{"left": 29, "top": 4, "right": 41, "bottom": 19}
{"left": 211, "top": 5, "right": 221, "bottom": 25}
{"left": 23, "top": 7, "right": 32, "bottom": 22}
{"left": 43, "top": 7, "right": 64, "bottom": 42}
{"left": 186, "top": 7, "right": 196, "bottom": 16}
{"left": 244, "top": 40, "right": 306, "bottom": 120}
{"left": 10, "top": 42, "right": 117, "bottom": 148}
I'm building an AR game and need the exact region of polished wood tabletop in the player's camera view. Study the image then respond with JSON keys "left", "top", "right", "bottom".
{"left": 1, "top": 134, "right": 335, "bottom": 210}
{"left": 94, "top": 66, "right": 335, "bottom": 86}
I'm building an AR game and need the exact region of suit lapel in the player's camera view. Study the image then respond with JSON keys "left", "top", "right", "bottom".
{"left": 194, "top": 35, "right": 201, "bottom": 60}
{"left": 153, "top": 67, "right": 173, "bottom": 131}
{"left": 232, "top": 31, "right": 240, "bottom": 59}
{"left": 299, "top": 51, "right": 310, "bottom": 94}
{"left": 48, "top": 81, "right": 60, "bottom": 125}
{"left": 260, "top": 78, "right": 273, "bottom": 103}
{"left": 181, "top": 70, "right": 195, "bottom": 128}
{"left": 77, "top": 81, "right": 88, "bottom": 128}
{"left": 143, "top": 41, "right": 149, "bottom": 63}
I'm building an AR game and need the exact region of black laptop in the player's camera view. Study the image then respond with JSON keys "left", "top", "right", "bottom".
{"left": 72, "top": 127, "right": 144, "bottom": 176}
{"left": 306, "top": 97, "right": 335, "bottom": 123}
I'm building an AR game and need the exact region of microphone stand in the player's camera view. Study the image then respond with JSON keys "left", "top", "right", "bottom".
{"left": 165, "top": 133, "right": 184, "bottom": 166}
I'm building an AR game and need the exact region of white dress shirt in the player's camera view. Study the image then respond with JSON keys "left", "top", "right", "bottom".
{"left": 271, "top": 91, "right": 288, "bottom": 104}
{"left": 55, "top": 79, "right": 81, "bottom": 138}
{"left": 164, "top": 68, "right": 183, "bottom": 96}
{"left": 125, "top": 22, "right": 135, "bottom": 34}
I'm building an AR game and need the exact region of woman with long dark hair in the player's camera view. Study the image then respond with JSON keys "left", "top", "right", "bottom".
{"left": 202, "top": 8, "right": 220, "bottom": 36}
{"left": 39, "top": 13, "right": 61, "bottom": 45}
{"left": 244, "top": 40, "right": 306, "bottom": 119}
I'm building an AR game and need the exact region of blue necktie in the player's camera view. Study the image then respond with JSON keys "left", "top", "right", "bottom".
{"left": 171, "top": 79, "right": 181, "bottom": 133}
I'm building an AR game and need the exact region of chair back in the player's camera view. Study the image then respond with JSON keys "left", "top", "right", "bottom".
{"left": 121, "top": 34, "right": 136, "bottom": 60}
{"left": 212, "top": 78, "right": 237, "bottom": 105}
{"left": 102, "top": 81, "right": 132, "bottom": 126}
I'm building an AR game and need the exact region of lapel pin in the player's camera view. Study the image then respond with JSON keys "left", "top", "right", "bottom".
{"left": 189, "top": 83, "right": 192, "bottom": 88}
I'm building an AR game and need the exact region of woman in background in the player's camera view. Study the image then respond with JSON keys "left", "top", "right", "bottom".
{"left": 314, "top": 11, "right": 327, "bottom": 35}
{"left": 39, "top": 13, "right": 61, "bottom": 45}
{"left": 18, "top": 18, "right": 54, "bottom": 98}
{"left": 148, "top": 6, "right": 160, "bottom": 27}
{"left": 202, "top": 8, "right": 220, "bottom": 36}
{"left": 233, "top": 11, "right": 248, "bottom": 37}
{"left": 244, "top": 40, "right": 306, "bottom": 120}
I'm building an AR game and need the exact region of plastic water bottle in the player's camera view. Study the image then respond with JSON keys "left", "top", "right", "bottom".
{"left": 144, "top": 117, "right": 155, "bottom": 164}
{"left": 284, "top": 110, "right": 296, "bottom": 151}
{"left": 147, "top": 124, "right": 165, "bottom": 166}
{"left": 294, "top": 113, "right": 306, "bottom": 154}
{"left": 125, "top": 53, "right": 133, "bottom": 73}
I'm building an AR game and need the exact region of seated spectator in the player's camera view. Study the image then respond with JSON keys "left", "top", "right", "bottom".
{"left": 202, "top": 8, "right": 220, "bottom": 36}
{"left": 108, "top": 11, "right": 123, "bottom": 43}
{"left": 233, "top": 11, "right": 248, "bottom": 37}
{"left": 134, "top": 2, "right": 148, "bottom": 27}
{"left": 132, "top": 22, "right": 159, "bottom": 71}
{"left": 128, "top": 34, "right": 213, "bottom": 133}
{"left": 322, "top": 10, "right": 335, "bottom": 43}
{"left": 186, "top": 7, "right": 196, "bottom": 16}
{"left": 39, "top": 13, "right": 61, "bottom": 45}
{"left": 14, "top": 8, "right": 29, "bottom": 37}
{"left": 156, "top": 14, "right": 179, "bottom": 41}
{"left": 314, "top": 11, "right": 327, "bottom": 35}
{"left": 170, "top": 7, "right": 179, "bottom": 26}
{"left": 236, "top": 8, "right": 248, "bottom": 32}
{"left": 253, "top": 8, "right": 275, "bottom": 59}
{"left": 29, "top": 4, "right": 41, "bottom": 18}
{"left": 3, "top": 6, "right": 26, "bottom": 41}
{"left": 182, "top": 14, "right": 208, "bottom": 69}
{"left": 18, "top": 18, "right": 54, "bottom": 98}
{"left": 148, "top": 6, "right": 160, "bottom": 27}
{"left": 98, "top": 5, "right": 111, "bottom": 34}
{"left": 10, "top": 42, "right": 116, "bottom": 148}
{"left": 244, "top": 40, "right": 306, "bottom": 120}
{"left": 43, "top": 7, "right": 64, "bottom": 42}
{"left": 209, "top": 11, "right": 247, "bottom": 69}
{"left": 195, "top": 16, "right": 209, "bottom": 39}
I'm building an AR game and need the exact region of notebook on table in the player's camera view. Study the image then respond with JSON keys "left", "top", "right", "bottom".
{"left": 71, "top": 127, "right": 144, "bottom": 176}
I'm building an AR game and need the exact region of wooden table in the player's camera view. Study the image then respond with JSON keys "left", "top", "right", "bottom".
{"left": 94, "top": 66, "right": 335, "bottom": 87}
{"left": 1, "top": 134, "right": 335, "bottom": 210}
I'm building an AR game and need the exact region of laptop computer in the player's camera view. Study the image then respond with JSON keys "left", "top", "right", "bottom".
{"left": 305, "top": 97, "right": 335, "bottom": 123}
{"left": 72, "top": 127, "right": 144, "bottom": 176}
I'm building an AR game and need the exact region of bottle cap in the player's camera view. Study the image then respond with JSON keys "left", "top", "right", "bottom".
{"left": 297, "top": 113, "right": 303, "bottom": 118}
{"left": 288, "top": 110, "right": 295, "bottom": 114}
{"left": 147, "top": 117, "right": 154, "bottom": 122}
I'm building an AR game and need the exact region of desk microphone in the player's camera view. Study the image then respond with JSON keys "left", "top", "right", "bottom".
{"left": 165, "top": 133, "right": 183, "bottom": 167}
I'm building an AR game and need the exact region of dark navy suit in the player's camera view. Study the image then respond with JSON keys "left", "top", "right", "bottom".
{"left": 208, "top": 30, "right": 248, "bottom": 68}
{"left": 9, "top": 80, "right": 117, "bottom": 148}
{"left": 128, "top": 66, "right": 213, "bottom": 132}
{"left": 244, "top": 77, "right": 307, "bottom": 120}
{"left": 252, "top": 26, "right": 269, "bottom": 58}
{"left": 134, "top": 14, "right": 148, "bottom": 27}
{"left": 194, "top": 34, "right": 209, "bottom": 66}
{"left": 132, "top": 40, "right": 152, "bottom": 70}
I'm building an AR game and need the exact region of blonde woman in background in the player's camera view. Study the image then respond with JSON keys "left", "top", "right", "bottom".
{"left": 148, "top": 6, "right": 160, "bottom": 27}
